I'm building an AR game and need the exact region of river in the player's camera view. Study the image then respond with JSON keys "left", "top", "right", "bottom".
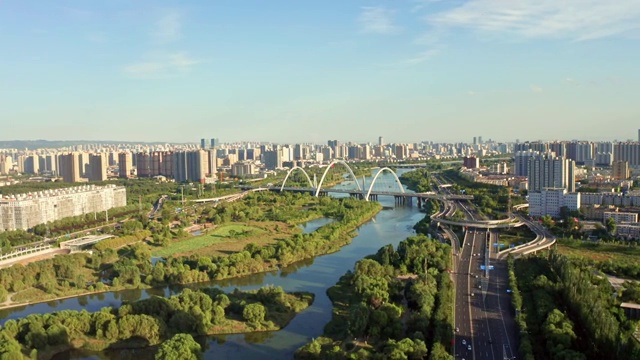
{"left": 1, "top": 169, "right": 423, "bottom": 360}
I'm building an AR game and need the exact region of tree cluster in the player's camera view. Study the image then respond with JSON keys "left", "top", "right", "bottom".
{"left": 513, "top": 252, "right": 640, "bottom": 360}
{"left": 0, "top": 285, "right": 312, "bottom": 359}
{"left": 295, "top": 234, "right": 454, "bottom": 360}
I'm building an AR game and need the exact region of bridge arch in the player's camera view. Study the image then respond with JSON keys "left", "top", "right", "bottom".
{"left": 314, "top": 160, "right": 362, "bottom": 197}
{"left": 365, "top": 167, "right": 405, "bottom": 201}
{"left": 280, "top": 166, "right": 313, "bottom": 192}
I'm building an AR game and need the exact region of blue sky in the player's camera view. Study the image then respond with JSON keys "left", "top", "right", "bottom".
{"left": 1, "top": 1, "right": 639, "bottom": 144}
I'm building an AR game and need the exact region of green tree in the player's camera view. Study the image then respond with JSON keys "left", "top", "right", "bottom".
{"left": 242, "top": 303, "right": 266, "bottom": 327}
{"left": 605, "top": 217, "right": 617, "bottom": 236}
{"left": 155, "top": 333, "right": 202, "bottom": 360}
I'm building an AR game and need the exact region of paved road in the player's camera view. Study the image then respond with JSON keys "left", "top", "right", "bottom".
{"left": 454, "top": 229, "right": 519, "bottom": 360}
{"left": 454, "top": 229, "right": 476, "bottom": 359}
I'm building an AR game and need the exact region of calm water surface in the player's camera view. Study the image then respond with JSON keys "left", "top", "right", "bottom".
{"left": 2, "top": 170, "right": 423, "bottom": 360}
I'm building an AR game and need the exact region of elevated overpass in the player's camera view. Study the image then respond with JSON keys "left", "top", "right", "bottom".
{"left": 59, "top": 235, "right": 114, "bottom": 251}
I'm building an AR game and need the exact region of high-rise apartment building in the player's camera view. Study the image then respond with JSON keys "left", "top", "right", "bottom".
{"left": 529, "top": 188, "right": 580, "bottom": 218}
{"left": 321, "top": 147, "right": 333, "bottom": 162}
{"left": 201, "top": 139, "right": 207, "bottom": 149}
{"left": 514, "top": 150, "right": 539, "bottom": 176}
{"left": 0, "top": 156, "right": 13, "bottom": 174}
{"left": 548, "top": 142, "right": 566, "bottom": 158}
{"left": 612, "top": 160, "right": 630, "bottom": 180}
{"left": 59, "top": 152, "right": 81, "bottom": 183}
{"left": 463, "top": 156, "right": 480, "bottom": 169}
{"left": 173, "top": 150, "right": 208, "bottom": 183}
{"left": 614, "top": 142, "right": 640, "bottom": 167}
{"left": 0, "top": 185, "right": 126, "bottom": 232}
{"left": 595, "top": 141, "right": 614, "bottom": 166}
{"left": 395, "top": 144, "right": 407, "bottom": 160}
{"left": 206, "top": 149, "right": 217, "bottom": 177}
{"left": 118, "top": 152, "right": 133, "bottom": 178}
{"left": 528, "top": 152, "right": 575, "bottom": 192}
{"left": 24, "top": 154, "right": 39, "bottom": 175}
{"left": 378, "top": 136, "right": 384, "bottom": 146}
{"left": 89, "top": 153, "right": 108, "bottom": 181}
{"left": 44, "top": 154, "right": 58, "bottom": 175}
{"left": 263, "top": 150, "right": 282, "bottom": 170}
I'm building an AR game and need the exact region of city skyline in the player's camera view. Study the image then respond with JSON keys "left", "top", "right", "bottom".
{"left": 1, "top": 1, "right": 639, "bottom": 143}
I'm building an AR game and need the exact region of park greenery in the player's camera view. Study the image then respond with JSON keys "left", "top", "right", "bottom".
{"left": 510, "top": 251, "right": 640, "bottom": 360}
{"left": 0, "top": 191, "right": 380, "bottom": 307}
{"left": 0, "top": 285, "right": 313, "bottom": 359}
{"left": 295, "top": 234, "right": 454, "bottom": 360}
{"left": 556, "top": 237, "right": 640, "bottom": 280}
{"left": 442, "top": 169, "right": 518, "bottom": 219}
{"left": 398, "top": 168, "right": 432, "bottom": 193}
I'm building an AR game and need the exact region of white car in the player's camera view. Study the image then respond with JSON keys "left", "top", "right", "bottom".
{"left": 468, "top": 345, "right": 472, "bottom": 351}
{"left": 462, "top": 339, "right": 466, "bottom": 345}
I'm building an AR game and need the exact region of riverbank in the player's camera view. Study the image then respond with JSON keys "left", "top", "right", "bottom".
{"left": 0, "top": 201, "right": 381, "bottom": 312}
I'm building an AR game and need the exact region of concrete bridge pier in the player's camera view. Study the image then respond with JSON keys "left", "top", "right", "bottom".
{"left": 350, "top": 192, "right": 364, "bottom": 200}
{"left": 369, "top": 194, "right": 378, "bottom": 201}
{"left": 394, "top": 195, "right": 409, "bottom": 206}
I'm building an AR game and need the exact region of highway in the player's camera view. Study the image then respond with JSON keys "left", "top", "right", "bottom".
{"left": 454, "top": 228, "right": 519, "bottom": 360}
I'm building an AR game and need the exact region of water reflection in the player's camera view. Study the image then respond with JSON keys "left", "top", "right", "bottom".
{"left": 17, "top": 170, "right": 422, "bottom": 359}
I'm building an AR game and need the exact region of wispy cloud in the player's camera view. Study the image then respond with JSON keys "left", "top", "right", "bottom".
{"left": 427, "top": 0, "right": 640, "bottom": 40}
{"left": 411, "top": 0, "right": 444, "bottom": 13}
{"left": 530, "top": 85, "right": 543, "bottom": 93}
{"left": 153, "top": 10, "right": 182, "bottom": 43}
{"left": 358, "top": 6, "right": 400, "bottom": 35}
{"left": 124, "top": 52, "right": 202, "bottom": 79}
{"left": 400, "top": 48, "right": 441, "bottom": 66}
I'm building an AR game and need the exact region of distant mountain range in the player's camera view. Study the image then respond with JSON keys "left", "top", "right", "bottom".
{"left": 0, "top": 140, "right": 183, "bottom": 150}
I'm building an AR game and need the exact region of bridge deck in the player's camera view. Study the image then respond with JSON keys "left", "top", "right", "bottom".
{"left": 60, "top": 235, "right": 114, "bottom": 249}
{"left": 238, "top": 186, "right": 473, "bottom": 200}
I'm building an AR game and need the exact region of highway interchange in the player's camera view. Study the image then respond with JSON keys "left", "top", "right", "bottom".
{"left": 432, "top": 174, "right": 555, "bottom": 360}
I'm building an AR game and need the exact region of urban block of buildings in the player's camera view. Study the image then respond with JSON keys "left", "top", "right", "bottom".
{"left": 0, "top": 184, "right": 126, "bottom": 232}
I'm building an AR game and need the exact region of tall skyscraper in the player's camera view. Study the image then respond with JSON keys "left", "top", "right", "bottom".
{"left": 378, "top": 136, "right": 384, "bottom": 146}
{"left": 59, "top": 152, "right": 81, "bottom": 183}
{"left": 473, "top": 137, "right": 477, "bottom": 145}
{"left": 118, "top": 152, "right": 132, "bottom": 178}
{"left": 201, "top": 139, "right": 206, "bottom": 149}
{"left": 210, "top": 138, "right": 218, "bottom": 148}
{"left": 89, "top": 153, "right": 108, "bottom": 182}
{"left": 638, "top": 129, "right": 640, "bottom": 142}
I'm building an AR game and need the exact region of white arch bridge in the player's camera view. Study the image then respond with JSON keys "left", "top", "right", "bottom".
{"left": 239, "top": 161, "right": 473, "bottom": 205}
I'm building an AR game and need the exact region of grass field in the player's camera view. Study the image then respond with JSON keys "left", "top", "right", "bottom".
{"left": 556, "top": 238, "right": 640, "bottom": 262}
{"left": 151, "top": 221, "right": 298, "bottom": 258}
{"left": 497, "top": 227, "right": 537, "bottom": 248}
